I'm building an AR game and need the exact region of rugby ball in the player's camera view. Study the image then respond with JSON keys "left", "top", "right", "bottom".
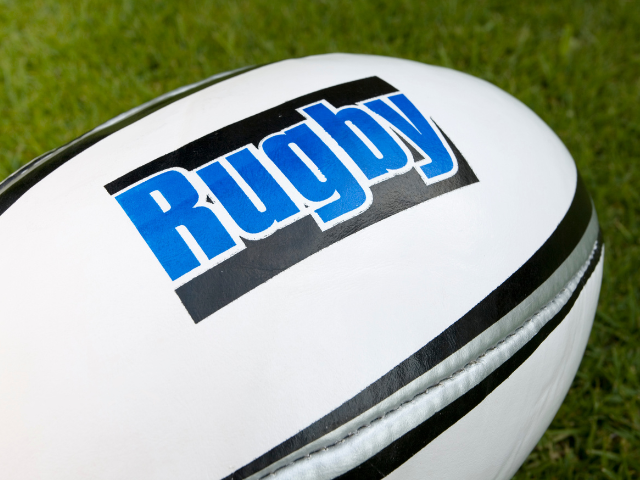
{"left": 0, "top": 54, "right": 602, "bottom": 480}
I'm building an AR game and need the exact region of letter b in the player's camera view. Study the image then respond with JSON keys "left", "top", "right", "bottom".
{"left": 303, "top": 103, "right": 408, "bottom": 180}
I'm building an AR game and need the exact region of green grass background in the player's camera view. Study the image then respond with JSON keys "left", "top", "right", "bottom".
{"left": 1, "top": 0, "right": 638, "bottom": 477}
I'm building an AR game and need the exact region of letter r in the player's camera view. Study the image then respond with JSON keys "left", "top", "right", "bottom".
{"left": 115, "top": 170, "right": 236, "bottom": 280}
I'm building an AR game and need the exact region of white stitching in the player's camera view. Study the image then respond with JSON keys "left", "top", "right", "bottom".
{"left": 257, "top": 240, "right": 599, "bottom": 479}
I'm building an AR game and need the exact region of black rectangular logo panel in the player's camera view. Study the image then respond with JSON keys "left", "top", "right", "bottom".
{"left": 106, "top": 77, "right": 478, "bottom": 323}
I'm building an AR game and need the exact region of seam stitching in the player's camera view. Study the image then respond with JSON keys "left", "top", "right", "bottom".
{"left": 258, "top": 238, "right": 599, "bottom": 479}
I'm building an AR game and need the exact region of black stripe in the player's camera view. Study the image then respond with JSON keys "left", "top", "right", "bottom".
{"left": 222, "top": 176, "right": 593, "bottom": 480}
{"left": 177, "top": 130, "right": 478, "bottom": 323}
{"left": 337, "top": 231, "right": 603, "bottom": 480}
{"left": 104, "top": 77, "right": 399, "bottom": 195}
{"left": 0, "top": 66, "right": 259, "bottom": 217}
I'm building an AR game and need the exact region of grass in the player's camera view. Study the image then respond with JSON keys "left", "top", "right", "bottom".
{"left": 1, "top": 0, "right": 638, "bottom": 477}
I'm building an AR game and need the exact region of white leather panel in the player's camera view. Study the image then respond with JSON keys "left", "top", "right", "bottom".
{"left": 0, "top": 54, "right": 582, "bottom": 479}
{"left": 386, "top": 252, "right": 603, "bottom": 480}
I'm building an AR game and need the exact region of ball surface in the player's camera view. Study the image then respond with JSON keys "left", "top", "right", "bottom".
{"left": 0, "top": 54, "right": 602, "bottom": 480}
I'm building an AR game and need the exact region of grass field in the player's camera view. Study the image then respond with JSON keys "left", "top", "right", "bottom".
{"left": 1, "top": 0, "right": 638, "bottom": 477}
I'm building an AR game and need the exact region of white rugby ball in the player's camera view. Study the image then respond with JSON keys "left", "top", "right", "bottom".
{"left": 0, "top": 54, "right": 602, "bottom": 480}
